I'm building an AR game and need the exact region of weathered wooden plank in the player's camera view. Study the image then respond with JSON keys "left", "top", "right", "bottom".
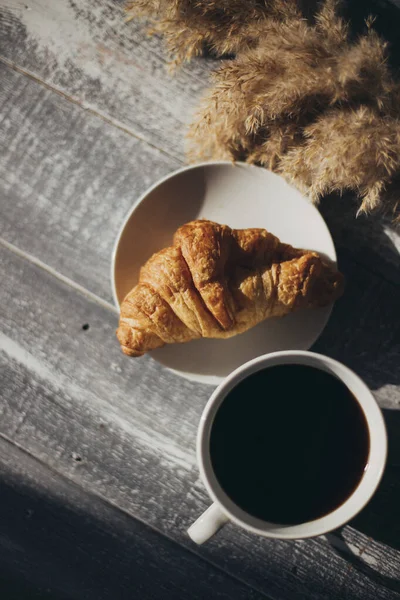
{"left": 0, "top": 2, "right": 399, "bottom": 284}
{"left": 0, "top": 0, "right": 214, "bottom": 159}
{"left": 0, "top": 61, "right": 180, "bottom": 302}
{"left": 0, "top": 1, "right": 399, "bottom": 595}
{"left": 0, "top": 436, "right": 268, "bottom": 600}
{"left": 1, "top": 243, "right": 399, "bottom": 599}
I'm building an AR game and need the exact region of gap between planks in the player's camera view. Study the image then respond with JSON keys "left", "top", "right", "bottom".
{"left": 0, "top": 431, "right": 273, "bottom": 600}
{"left": 0, "top": 237, "right": 118, "bottom": 314}
{"left": 337, "top": 534, "right": 373, "bottom": 592}
{"left": 0, "top": 55, "right": 184, "bottom": 164}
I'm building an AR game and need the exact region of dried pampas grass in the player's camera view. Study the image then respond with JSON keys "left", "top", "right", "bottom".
{"left": 188, "top": 2, "right": 400, "bottom": 218}
{"left": 126, "top": 0, "right": 301, "bottom": 65}
{"left": 126, "top": 0, "right": 400, "bottom": 219}
{"left": 280, "top": 106, "right": 400, "bottom": 215}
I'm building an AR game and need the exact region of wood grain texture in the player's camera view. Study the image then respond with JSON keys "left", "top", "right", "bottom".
{"left": 0, "top": 0, "right": 214, "bottom": 159}
{"left": 0, "top": 1, "right": 399, "bottom": 284}
{"left": 0, "top": 436, "right": 268, "bottom": 600}
{"left": 0, "top": 61, "right": 180, "bottom": 302}
{"left": 1, "top": 243, "right": 399, "bottom": 600}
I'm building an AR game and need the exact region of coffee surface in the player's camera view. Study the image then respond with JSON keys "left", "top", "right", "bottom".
{"left": 210, "top": 365, "right": 370, "bottom": 524}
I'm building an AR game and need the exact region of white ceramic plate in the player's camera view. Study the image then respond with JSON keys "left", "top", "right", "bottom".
{"left": 111, "top": 162, "right": 337, "bottom": 385}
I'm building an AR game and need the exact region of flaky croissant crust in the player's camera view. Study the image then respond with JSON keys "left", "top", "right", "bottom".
{"left": 117, "top": 220, "right": 343, "bottom": 356}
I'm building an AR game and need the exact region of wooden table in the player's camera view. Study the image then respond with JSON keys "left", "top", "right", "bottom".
{"left": 0, "top": 1, "right": 399, "bottom": 598}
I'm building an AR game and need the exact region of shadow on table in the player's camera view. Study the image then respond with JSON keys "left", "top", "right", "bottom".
{"left": 314, "top": 193, "right": 400, "bottom": 394}
{"left": 0, "top": 463, "right": 259, "bottom": 600}
{"left": 317, "top": 193, "right": 400, "bottom": 591}
{"left": 327, "top": 408, "right": 400, "bottom": 594}
{"left": 319, "top": 192, "right": 399, "bottom": 285}
{"left": 352, "top": 409, "right": 400, "bottom": 550}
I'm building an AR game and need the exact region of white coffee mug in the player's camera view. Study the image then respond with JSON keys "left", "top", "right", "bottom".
{"left": 188, "top": 351, "right": 387, "bottom": 544}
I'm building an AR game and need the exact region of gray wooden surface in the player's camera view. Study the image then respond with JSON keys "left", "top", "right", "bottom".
{"left": 0, "top": 1, "right": 399, "bottom": 598}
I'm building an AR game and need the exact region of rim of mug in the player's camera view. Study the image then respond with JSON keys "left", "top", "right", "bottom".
{"left": 197, "top": 350, "right": 388, "bottom": 539}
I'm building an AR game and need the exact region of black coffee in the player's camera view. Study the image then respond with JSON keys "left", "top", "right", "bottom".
{"left": 210, "top": 364, "right": 370, "bottom": 524}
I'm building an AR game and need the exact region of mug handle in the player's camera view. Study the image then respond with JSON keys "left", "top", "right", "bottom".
{"left": 187, "top": 503, "right": 229, "bottom": 544}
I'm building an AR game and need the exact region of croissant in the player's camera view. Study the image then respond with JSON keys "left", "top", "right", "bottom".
{"left": 117, "top": 220, "right": 344, "bottom": 356}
